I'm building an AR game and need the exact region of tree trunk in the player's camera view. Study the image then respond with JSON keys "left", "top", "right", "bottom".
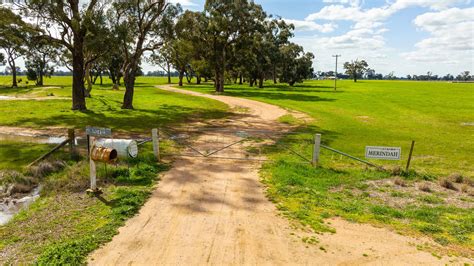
{"left": 109, "top": 68, "right": 117, "bottom": 84}
{"left": 214, "top": 65, "right": 220, "bottom": 93}
{"left": 38, "top": 69, "right": 44, "bottom": 86}
{"left": 196, "top": 75, "right": 201, "bottom": 85}
{"left": 167, "top": 62, "right": 171, "bottom": 84}
{"left": 273, "top": 66, "right": 277, "bottom": 84}
{"left": 122, "top": 65, "right": 136, "bottom": 109}
{"left": 215, "top": 46, "right": 226, "bottom": 93}
{"left": 259, "top": 75, "right": 264, "bottom": 88}
{"left": 71, "top": 42, "right": 87, "bottom": 110}
{"left": 179, "top": 70, "right": 184, "bottom": 86}
{"left": 353, "top": 75, "right": 357, "bottom": 82}
{"left": 186, "top": 71, "right": 192, "bottom": 83}
{"left": 100, "top": 73, "right": 103, "bottom": 85}
{"left": 239, "top": 74, "right": 243, "bottom": 85}
{"left": 250, "top": 79, "right": 254, "bottom": 87}
{"left": 8, "top": 55, "right": 17, "bottom": 88}
{"left": 289, "top": 80, "right": 295, "bottom": 86}
{"left": 84, "top": 63, "right": 93, "bottom": 98}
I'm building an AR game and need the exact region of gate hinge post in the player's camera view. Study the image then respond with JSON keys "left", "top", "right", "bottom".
{"left": 312, "top": 134, "right": 321, "bottom": 167}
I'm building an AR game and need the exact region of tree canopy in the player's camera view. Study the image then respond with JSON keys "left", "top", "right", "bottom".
{"left": 344, "top": 60, "right": 369, "bottom": 82}
{"left": 3, "top": 0, "right": 315, "bottom": 109}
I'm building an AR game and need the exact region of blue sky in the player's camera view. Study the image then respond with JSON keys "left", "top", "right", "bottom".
{"left": 2, "top": 0, "right": 473, "bottom": 77}
{"left": 175, "top": 0, "right": 474, "bottom": 76}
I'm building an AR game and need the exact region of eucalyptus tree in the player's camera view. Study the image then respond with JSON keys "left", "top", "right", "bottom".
{"left": 0, "top": 7, "right": 36, "bottom": 88}
{"left": 204, "top": 0, "right": 266, "bottom": 93}
{"left": 25, "top": 38, "right": 59, "bottom": 86}
{"left": 279, "top": 43, "right": 315, "bottom": 86}
{"left": 111, "top": 0, "right": 169, "bottom": 109}
{"left": 267, "top": 19, "right": 294, "bottom": 84}
{"left": 150, "top": 4, "right": 182, "bottom": 84}
{"left": 83, "top": 8, "right": 113, "bottom": 97}
{"left": 343, "top": 59, "right": 369, "bottom": 82}
{"left": 149, "top": 48, "right": 173, "bottom": 84}
{"left": 19, "top": 0, "right": 103, "bottom": 110}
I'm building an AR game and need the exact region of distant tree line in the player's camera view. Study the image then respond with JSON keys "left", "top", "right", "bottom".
{"left": 316, "top": 68, "right": 473, "bottom": 82}
{"left": 0, "top": 0, "right": 314, "bottom": 110}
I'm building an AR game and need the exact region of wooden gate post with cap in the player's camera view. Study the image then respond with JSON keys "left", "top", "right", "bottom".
{"left": 312, "top": 134, "right": 321, "bottom": 167}
{"left": 152, "top": 128, "right": 160, "bottom": 162}
{"left": 89, "top": 136, "right": 97, "bottom": 191}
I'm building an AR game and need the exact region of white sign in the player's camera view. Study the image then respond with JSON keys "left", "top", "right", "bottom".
{"left": 365, "top": 146, "right": 401, "bottom": 160}
{"left": 86, "top": 126, "right": 112, "bottom": 137}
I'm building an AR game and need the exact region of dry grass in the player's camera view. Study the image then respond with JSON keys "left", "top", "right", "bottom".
{"left": 449, "top": 173, "right": 464, "bottom": 183}
{"left": 418, "top": 182, "right": 432, "bottom": 193}
{"left": 27, "top": 160, "right": 66, "bottom": 179}
{"left": 439, "top": 178, "right": 458, "bottom": 191}
{"left": 393, "top": 177, "right": 407, "bottom": 187}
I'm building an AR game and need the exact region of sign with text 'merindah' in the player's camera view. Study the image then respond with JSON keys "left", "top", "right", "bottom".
{"left": 86, "top": 126, "right": 112, "bottom": 137}
{"left": 365, "top": 146, "right": 401, "bottom": 160}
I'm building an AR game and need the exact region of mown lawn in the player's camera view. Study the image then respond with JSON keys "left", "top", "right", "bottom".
{"left": 0, "top": 76, "right": 229, "bottom": 133}
{"left": 182, "top": 80, "right": 474, "bottom": 177}
{"left": 181, "top": 80, "right": 474, "bottom": 255}
{"left": 0, "top": 75, "right": 228, "bottom": 170}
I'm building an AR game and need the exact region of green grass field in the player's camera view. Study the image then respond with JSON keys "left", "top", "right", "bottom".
{"left": 0, "top": 76, "right": 231, "bottom": 263}
{"left": 0, "top": 76, "right": 229, "bottom": 133}
{"left": 1, "top": 76, "right": 473, "bottom": 258}
{"left": 180, "top": 80, "right": 474, "bottom": 254}
{"left": 182, "top": 80, "right": 474, "bottom": 177}
{"left": 0, "top": 76, "right": 228, "bottom": 170}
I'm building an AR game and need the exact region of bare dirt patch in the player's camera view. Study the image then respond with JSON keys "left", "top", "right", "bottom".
{"left": 88, "top": 85, "right": 472, "bottom": 265}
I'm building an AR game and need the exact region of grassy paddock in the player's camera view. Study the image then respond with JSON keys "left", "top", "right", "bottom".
{"left": 0, "top": 75, "right": 228, "bottom": 170}
{"left": 181, "top": 80, "right": 474, "bottom": 254}
{"left": 182, "top": 80, "right": 473, "bottom": 177}
{"left": 0, "top": 76, "right": 229, "bottom": 133}
{"left": 0, "top": 76, "right": 231, "bottom": 263}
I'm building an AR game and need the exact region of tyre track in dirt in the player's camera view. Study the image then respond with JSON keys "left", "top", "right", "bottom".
{"left": 88, "top": 85, "right": 472, "bottom": 265}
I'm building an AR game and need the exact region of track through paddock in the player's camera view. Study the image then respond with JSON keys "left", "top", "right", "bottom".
{"left": 89, "top": 85, "right": 472, "bottom": 265}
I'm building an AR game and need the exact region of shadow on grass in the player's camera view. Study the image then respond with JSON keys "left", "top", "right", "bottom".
{"left": 223, "top": 90, "right": 336, "bottom": 102}
{"left": 13, "top": 104, "right": 232, "bottom": 133}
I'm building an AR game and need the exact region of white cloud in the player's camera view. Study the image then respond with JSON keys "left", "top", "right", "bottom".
{"left": 391, "top": 0, "right": 472, "bottom": 11}
{"left": 299, "top": 0, "right": 473, "bottom": 75}
{"left": 402, "top": 7, "right": 474, "bottom": 66}
{"left": 283, "top": 19, "right": 337, "bottom": 33}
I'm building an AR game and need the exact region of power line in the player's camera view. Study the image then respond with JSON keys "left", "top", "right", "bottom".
{"left": 332, "top": 55, "right": 341, "bottom": 91}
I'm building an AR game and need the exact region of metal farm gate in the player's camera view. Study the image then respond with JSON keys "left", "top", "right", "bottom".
{"left": 157, "top": 127, "right": 315, "bottom": 165}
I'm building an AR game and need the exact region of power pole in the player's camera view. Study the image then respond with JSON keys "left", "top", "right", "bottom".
{"left": 332, "top": 55, "right": 341, "bottom": 91}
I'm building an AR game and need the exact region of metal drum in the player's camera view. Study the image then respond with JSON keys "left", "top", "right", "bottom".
{"left": 91, "top": 146, "right": 118, "bottom": 163}
{"left": 95, "top": 139, "right": 138, "bottom": 158}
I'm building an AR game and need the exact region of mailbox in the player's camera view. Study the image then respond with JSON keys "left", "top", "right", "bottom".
{"left": 91, "top": 145, "right": 118, "bottom": 163}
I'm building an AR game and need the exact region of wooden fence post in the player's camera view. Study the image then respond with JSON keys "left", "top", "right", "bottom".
{"left": 312, "top": 134, "right": 321, "bottom": 167}
{"left": 89, "top": 136, "right": 97, "bottom": 191}
{"left": 68, "top": 128, "right": 75, "bottom": 158}
{"left": 405, "top": 140, "right": 415, "bottom": 172}
{"left": 152, "top": 128, "right": 160, "bottom": 162}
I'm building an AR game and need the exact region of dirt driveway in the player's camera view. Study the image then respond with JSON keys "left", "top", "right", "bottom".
{"left": 89, "top": 85, "right": 471, "bottom": 265}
